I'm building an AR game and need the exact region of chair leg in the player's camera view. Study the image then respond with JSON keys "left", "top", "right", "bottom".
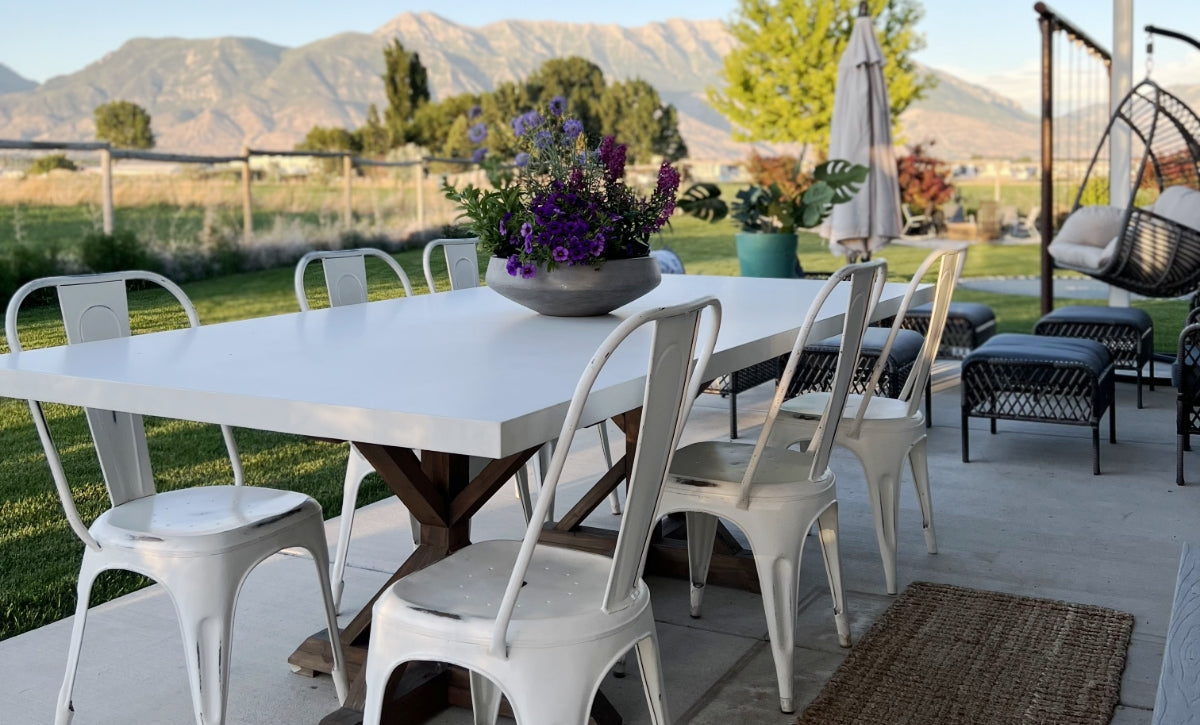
{"left": 908, "top": 437, "right": 937, "bottom": 554}
{"left": 55, "top": 558, "right": 101, "bottom": 725}
{"left": 925, "top": 380, "right": 932, "bottom": 428}
{"left": 171, "top": 566, "right": 239, "bottom": 725}
{"left": 961, "top": 409, "right": 970, "bottom": 463}
{"left": 515, "top": 466, "right": 535, "bottom": 523}
{"left": 597, "top": 423, "right": 621, "bottom": 515}
{"left": 815, "top": 503, "right": 851, "bottom": 648}
{"left": 750, "top": 534, "right": 804, "bottom": 714}
{"left": 1137, "top": 366, "right": 1144, "bottom": 409}
{"left": 634, "top": 634, "right": 671, "bottom": 725}
{"left": 304, "top": 535, "right": 349, "bottom": 704}
{"left": 469, "top": 671, "right": 502, "bottom": 725}
{"left": 1093, "top": 423, "right": 1101, "bottom": 476}
{"left": 333, "top": 444, "right": 374, "bottom": 609}
{"left": 685, "top": 511, "right": 719, "bottom": 618}
{"left": 1180, "top": 433, "right": 1187, "bottom": 486}
{"left": 856, "top": 446, "right": 903, "bottom": 595}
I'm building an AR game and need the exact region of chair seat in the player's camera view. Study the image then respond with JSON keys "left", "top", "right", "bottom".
{"left": 376, "top": 540, "right": 650, "bottom": 648}
{"left": 965, "top": 333, "right": 1111, "bottom": 372}
{"left": 809, "top": 326, "right": 924, "bottom": 362}
{"left": 666, "top": 441, "right": 833, "bottom": 499}
{"left": 1036, "top": 304, "right": 1152, "bottom": 331}
{"left": 780, "top": 391, "right": 920, "bottom": 426}
{"left": 94, "top": 486, "right": 320, "bottom": 556}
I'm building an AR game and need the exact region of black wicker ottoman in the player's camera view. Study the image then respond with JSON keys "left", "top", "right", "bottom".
{"left": 902, "top": 301, "right": 996, "bottom": 359}
{"left": 1033, "top": 305, "right": 1154, "bottom": 408}
{"left": 961, "top": 334, "right": 1116, "bottom": 475}
{"left": 788, "top": 327, "right": 932, "bottom": 426}
{"left": 706, "top": 356, "right": 786, "bottom": 439}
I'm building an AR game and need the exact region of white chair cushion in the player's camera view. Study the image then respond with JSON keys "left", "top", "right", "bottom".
{"left": 1152, "top": 186, "right": 1200, "bottom": 231}
{"left": 1051, "top": 205, "right": 1126, "bottom": 248}
{"left": 1049, "top": 236, "right": 1122, "bottom": 270}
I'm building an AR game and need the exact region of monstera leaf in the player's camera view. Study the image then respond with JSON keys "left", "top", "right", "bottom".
{"left": 813, "top": 160, "right": 869, "bottom": 204}
{"left": 799, "top": 183, "right": 835, "bottom": 228}
{"left": 677, "top": 183, "right": 729, "bottom": 224}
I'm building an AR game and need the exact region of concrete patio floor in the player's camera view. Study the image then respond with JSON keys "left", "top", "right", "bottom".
{"left": 2, "top": 361, "right": 1194, "bottom": 724}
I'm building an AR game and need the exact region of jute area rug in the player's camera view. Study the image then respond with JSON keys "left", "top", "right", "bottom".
{"left": 795, "top": 581, "right": 1135, "bottom": 725}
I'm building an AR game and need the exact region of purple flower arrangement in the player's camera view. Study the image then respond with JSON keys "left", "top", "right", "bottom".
{"left": 443, "top": 97, "right": 681, "bottom": 278}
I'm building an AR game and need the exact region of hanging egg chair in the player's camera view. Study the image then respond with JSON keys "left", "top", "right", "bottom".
{"left": 1049, "top": 79, "right": 1200, "bottom": 298}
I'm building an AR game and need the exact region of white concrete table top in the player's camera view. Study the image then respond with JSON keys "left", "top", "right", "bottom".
{"left": 0, "top": 274, "right": 920, "bottom": 458}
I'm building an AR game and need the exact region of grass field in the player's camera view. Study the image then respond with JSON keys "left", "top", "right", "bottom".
{"left": 0, "top": 215, "right": 1190, "bottom": 642}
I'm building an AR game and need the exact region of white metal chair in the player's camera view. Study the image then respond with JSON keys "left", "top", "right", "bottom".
{"left": 769, "top": 249, "right": 962, "bottom": 596}
{"left": 421, "top": 237, "right": 482, "bottom": 293}
{"left": 294, "top": 248, "right": 418, "bottom": 608}
{"left": 655, "top": 260, "right": 886, "bottom": 714}
{"left": 7, "top": 271, "right": 347, "bottom": 725}
{"left": 902, "top": 204, "right": 929, "bottom": 237}
{"left": 422, "top": 238, "right": 623, "bottom": 517}
{"left": 362, "top": 296, "right": 721, "bottom": 725}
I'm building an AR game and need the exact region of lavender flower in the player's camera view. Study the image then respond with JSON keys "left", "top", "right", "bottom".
{"left": 468, "top": 104, "right": 482, "bottom": 120}
{"left": 533, "top": 131, "right": 553, "bottom": 150}
{"left": 511, "top": 115, "right": 527, "bottom": 137}
{"left": 468, "top": 122, "right": 487, "bottom": 144}
{"left": 514, "top": 152, "right": 530, "bottom": 168}
{"left": 563, "top": 119, "right": 583, "bottom": 139}
{"left": 471, "top": 147, "right": 488, "bottom": 164}
{"left": 549, "top": 96, "right": 567, "bottom": 117}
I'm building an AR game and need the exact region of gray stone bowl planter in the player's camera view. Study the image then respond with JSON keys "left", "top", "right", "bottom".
{"left": 485, "top": 256, "right": 662, "bottom": 316}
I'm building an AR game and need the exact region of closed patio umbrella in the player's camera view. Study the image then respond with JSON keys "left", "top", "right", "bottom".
{"left": 825, "top": 1, "right": 902, "bottom": 260}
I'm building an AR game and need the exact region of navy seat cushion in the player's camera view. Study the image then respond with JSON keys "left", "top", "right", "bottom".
{"left": 908, "top": 301, "right": 995, "bottom": 327}
{"left": 1037, "top": 305, "right": 1152, "bottom": 332}
{"left": 808, "top": 327, "right": 924, "bottom": 363}
{"left": 964, "top": 333, "right": 1111, "bottom": 373}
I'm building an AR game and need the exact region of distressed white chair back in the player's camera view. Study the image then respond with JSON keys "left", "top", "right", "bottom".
{"left": 853, "top": 248, "right": 963, "bottom": 430}
{"left": 5, "top": 271, "right": 244, "bottom": 548}
{"left": 294, "top": 248, "right": 413, "bottom": 310}
{"left": 422, "top": 238, "right": 480, "bottom": 292}
{"left": 737, "top": 260, "right": 886, "bottom": 508}
{"left": 489, "top": 296, "right": 721, "bottom": 656}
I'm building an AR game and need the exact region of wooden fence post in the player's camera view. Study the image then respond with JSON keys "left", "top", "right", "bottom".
{"left": 343, "top": 154, "right": 353, "bottom": 230}
{"left": 241, "top": 148, "right": 253, "bottom": 245}
{"left": 414, "top": 161, "right": 424, "bottom": 232}
{"left": 99, "top": 147, "right": 114, "bottom": 235}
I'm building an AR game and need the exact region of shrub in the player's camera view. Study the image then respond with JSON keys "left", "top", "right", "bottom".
{"left": 28, "top": 154, "right": 77, "bottom": 175}
{"left": 897, "top": 141, "right": 955, "bottom": 211}
{"left": 745, "top": 153, "right": 810, "bottom": 203}
{"left": 0, "top": 243, "right": 67, "bottom": 308}
{"left": 79, "top": 230, "right": 156, "bottom": 274}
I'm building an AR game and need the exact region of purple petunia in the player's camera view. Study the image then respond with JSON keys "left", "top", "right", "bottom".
{"left": 514, "top": 152, "right": 530, "bottom": 168}
{"left": 552, "top": 246, "right": 570, "bottom": 262}
{"left": 519, "top": 262, "right": 537, "bottom": 278}
{"left": 468, "top": 122, "right": 487, "bottom": 144}
{"left": 506, "top": 254, "right": 521, "bottom": 276}
{"left": 471, "top": 147, "right": 488, "bottom": 164}
{"left": 563, "top": 119, "right": 583, "bottom": 139}
{"left": 549, "top": 96, "right": 567, "bottom": 117}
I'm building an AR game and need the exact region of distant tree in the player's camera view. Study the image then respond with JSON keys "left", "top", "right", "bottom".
{"left": 28, "top": 153, "right": 77, "bottom": 175}
{"left": 354, "top": 104, "right": 390, "bottom": 157}
{"left": 710, "top": 0, "right": 932, "bottom": 150}
{"left": 525, "top": 57, "right": 607, "bottom": 142}
{"left": 296, "top": 126, "right": 361, "bottom": 154}
{"left": 93, "top": 100, "right": 155, "bottom": 149}
{"left": 597, "top": 78, "right": 688, "bottom": 163}
{"left": 381, "top": 39, "right": 431, "bottom": 147}
{"left": 410, "top": 92, "right": 480, "bottom": 152}
{"left": 296, "top": 125, "right": 361, "bottom": 173}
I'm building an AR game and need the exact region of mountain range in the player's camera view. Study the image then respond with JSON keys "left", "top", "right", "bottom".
{"left": 0, "top": 12, "right": 1096, "bottom": 161}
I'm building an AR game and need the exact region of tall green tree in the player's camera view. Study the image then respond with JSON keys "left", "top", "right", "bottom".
{"left": 525, "top": 57, "right": 607, "bottom": 141}
{"left": 354, "top": 104, "right": 390, "bottom": 157}
{"left": 93, "top": 100, "right": 155, "bottom": 149}
{"left": 381, "top": 39, "right": 431, "bottom": 147}
{"left": 598, "top": 78, "right": 688, "bottom": 163}
{"left": 710, "top": 0, "right": 932, "bottom": 150}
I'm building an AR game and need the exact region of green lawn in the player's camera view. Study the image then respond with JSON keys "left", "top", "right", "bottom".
{"left": 0, "top": 219, "right": 1190, "bottom": 641}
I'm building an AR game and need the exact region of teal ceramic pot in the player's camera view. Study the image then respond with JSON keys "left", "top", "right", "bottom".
{"left": 735, "top": 232, "right": 800, "bottom": 278}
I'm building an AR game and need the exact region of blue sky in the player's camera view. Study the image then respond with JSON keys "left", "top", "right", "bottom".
{"left": 5, "top": 1, "right": 1197, "bottom": 112}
